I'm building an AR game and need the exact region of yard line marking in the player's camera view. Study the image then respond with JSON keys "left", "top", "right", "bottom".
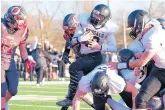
{"left": 19, "top": 90, "right": 67, "bottom": 94}
{"left": 9, "top": 104, "right": 93, "bottom": 110}
{"left": 19, "top": 86, "right": 68, "bottom": 90}
{"left": 19, "top": 81, "right": 69, "bottom": 85}
{"left": 11, "top": 95, "right": 65, "bottom": 100}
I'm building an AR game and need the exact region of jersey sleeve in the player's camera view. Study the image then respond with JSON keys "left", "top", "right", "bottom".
{"left": 78, "top": 70, "right": 95, "bottom": 93}
{"left": 71, "top": 23, "right": 85, "bottom": 45}
{"left": 143, "top": 34, "right": 160, "bottom": 52}
{"left": 101, "top": 33, "right": 117, "bottom": 52}
{"left": 101, "top": 22, "right": 118, "bottom": 52}
{"left": 20, "top": 27, "right": 29, "bottom": 45}
{"left": 128, "top": 40, "right": 145, "bottom": 54}
{"left": 19, "top": 27, "right": 29, "bottom": 61}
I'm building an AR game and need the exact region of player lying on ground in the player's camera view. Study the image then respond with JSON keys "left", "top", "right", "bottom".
{"left": 72, "top": 64, "right": 138, "bottom": 110}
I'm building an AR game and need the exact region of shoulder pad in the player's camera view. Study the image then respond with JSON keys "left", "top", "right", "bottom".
{"left": 105, "top": 21, "right": 118, "bottom": 33}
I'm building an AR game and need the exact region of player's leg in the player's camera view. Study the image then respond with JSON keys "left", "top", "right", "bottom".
{"left": 5, "top": 69, "right": 19, "bottom": 102}
{"left": 57, "top": 54, "right": 102, "bottom": 107}
{"left": 107, "top": 98, "right": 131, "bottom": 110}
{"left": 119, "top": 91, "right": 133, "bottom": 108}
{"left": 135, "top": 75, "right": 161, "bottom": 109}
{"left": 93, "top": 94, "right": 107, "bottom": 110}
{"left": 1, "top": 68, "right": 7, "bottom": 110}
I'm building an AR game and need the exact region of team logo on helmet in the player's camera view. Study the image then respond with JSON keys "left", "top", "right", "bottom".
{"left": 11, "top": 7, "right": 21, "bottom": 15}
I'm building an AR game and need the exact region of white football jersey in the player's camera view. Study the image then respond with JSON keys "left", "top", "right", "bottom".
{"left": 78, "top": 64, "right": 126, "bottom": 95}
{"left": 140, "top": 23, "right": 165, "bottom": 69}
{"left": 72, "top": 14, "right": 118, "bottom": 54}
{"left": 128, "top": 40, "right": 145, "bottom": 54}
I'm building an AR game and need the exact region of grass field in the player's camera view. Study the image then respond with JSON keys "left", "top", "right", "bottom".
{"left": 9, "top": 80, "right": 120, "bottom": 110}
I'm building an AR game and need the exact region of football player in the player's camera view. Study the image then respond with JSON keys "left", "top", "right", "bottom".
{"left": 72, "top": 63, "right": 138, "bottom": 110}
{"left": 109, "top": 10, "right": 165, "bottom": 110}
{"left": 56, "top": 4, "right": 118, "bottom": 107}
{"left": 58, "top": 13, "right": 95, "bottom": 110}
{"left": 1, "top": 6, "right": 36, "bottom": 110}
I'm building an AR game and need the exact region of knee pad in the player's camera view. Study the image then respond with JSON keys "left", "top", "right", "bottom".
{"left": 1, "top": 82, "right": 7, "bottom": 97}
{"left": 8, "top": 87, "right": 18, "bottom": 96}
{"left": 135, "top": 92, "right": 148, "bottom": 109}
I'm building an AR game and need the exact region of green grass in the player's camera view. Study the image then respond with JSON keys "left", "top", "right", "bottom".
{"left": 9, "top": 82, "right": 120, "bottom": 110}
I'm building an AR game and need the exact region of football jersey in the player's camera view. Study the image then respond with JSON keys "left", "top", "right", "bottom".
{"left": 1, "top": 18, "right": 28, "bottom": 70}
{"left": 140, "top": 23, "right": 165, "bottom": 69}
{"left": 66, "top": 13, "right": 90, "bottom": 58}
{"left": 72, "top": 14, "right": 118, "bottom": 54}
{"left": 78, "top": 64, "right": 126, "bottom": 95}
{"left": 128, "top": 40, "right": 145, "bottom": 54}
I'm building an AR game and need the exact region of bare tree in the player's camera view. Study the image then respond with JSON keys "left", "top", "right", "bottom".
{"left": 147, "top": 0, "right": 165, "bottom": 18}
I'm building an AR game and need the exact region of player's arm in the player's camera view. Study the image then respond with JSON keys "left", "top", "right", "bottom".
{"left": 125, "top": 82, "right": 139, "bottom": 109}
{"left": 109, "top": 38, "right": 157, "bottom": 70}
{"left": 19, "top": 30, "right": 29, "bottom": 61}
{"left": 101, "top": 32, "right": 117, "bottom": 52}
{"left": 129, "top": 51, "right": 155, "bottom": 68}
{"left": 72, "top": 89, "right": 87, "bottom": 110}
{"left": 64, "top": 41, "right": 71, "bottom": 55}
{"left": 73, "top": 68, "right": 97, "bottom": 110}
{"left": 129, "top": 37, "right": 157, "bottom": 68}
{"left": 19, "top": 29, "right": 36, "bottom": 73}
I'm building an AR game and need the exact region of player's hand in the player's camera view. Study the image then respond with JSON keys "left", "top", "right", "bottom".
{"left": 135, "top": 52, "right": 143, "bottom": 59}
{"left": 62, "top": 53, "right": 71, "bottom": 64}
{"left": 88, "top": 40, "right": 101, "bottom": 50}
{"left": 78, "top": 31, "right": 94, "bottom": 42}
{"left": 25, "top": 59, "right": 36, "bottom": 73}
{"left": 108, "top": 62, "right": 117, "bottom": 69}
{"left": 134, "top": 67, "right": 141, "bottom": 76}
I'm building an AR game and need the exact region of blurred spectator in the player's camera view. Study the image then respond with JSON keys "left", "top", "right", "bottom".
{"left": 49, "top": 46, "right": 59, "bottom": 80}
{"left": 57, "top": 50, "right": 65, "bottom": 81}
{"left": 25, "top": 36, "right": 38, "bottom": 81}
{"left": 44, "top": 40, "right": 50, "bottom": 51}
{"left": 44, "top": 40, "right": 52, "bottom": 81}
{"left": 31, "top": 42, "right": 52, "bottom": 86}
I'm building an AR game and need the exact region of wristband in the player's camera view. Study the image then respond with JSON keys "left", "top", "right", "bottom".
{"left": 117, "top": 62, "right": 128, "bottom": 69}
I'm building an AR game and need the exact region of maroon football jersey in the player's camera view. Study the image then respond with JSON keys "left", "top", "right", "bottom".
{"left": 1, "top": 22, "right": 28, "bottom": 70}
